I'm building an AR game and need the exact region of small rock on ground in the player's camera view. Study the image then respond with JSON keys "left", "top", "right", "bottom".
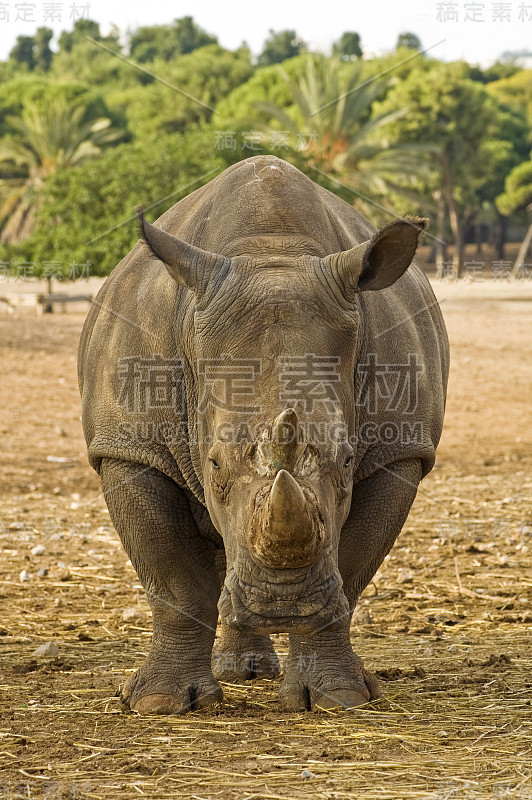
{"left": 121, "top": 607, "right": 147, "bottom": 624}
{"left": 33, "top": 642, "right": 60, "bottom": 657}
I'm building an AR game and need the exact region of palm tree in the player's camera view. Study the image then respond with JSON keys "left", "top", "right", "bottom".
{"left": 256, "top": 55, "right": 432, "bottom": 220}
{"left": 0, "top": 98, "right": 123, "bottom": 243}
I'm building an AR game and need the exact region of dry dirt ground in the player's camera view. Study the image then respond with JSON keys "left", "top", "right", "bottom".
{"left": 0, "top": 280, "right": 531, "bottom": 800}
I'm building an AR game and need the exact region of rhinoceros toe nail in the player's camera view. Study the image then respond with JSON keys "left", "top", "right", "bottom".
{"left": 312, "top": 688, "right": 370, "bottom": 710}
{"left": 132, "top": 693, "right": 188, "bottom": 715}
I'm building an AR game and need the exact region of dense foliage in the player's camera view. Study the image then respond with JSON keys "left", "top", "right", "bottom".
{"left": 0, "top": 17, "right": 530, "bottom": 277}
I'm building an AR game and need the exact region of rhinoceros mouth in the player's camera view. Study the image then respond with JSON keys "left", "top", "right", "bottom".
{"left": 218, "top": 567, "right": 349, "bottom": 634}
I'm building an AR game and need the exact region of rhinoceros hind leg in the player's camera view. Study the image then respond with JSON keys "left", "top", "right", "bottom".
{"left": 212, "top": 623, "right": 281, "bottom": 681}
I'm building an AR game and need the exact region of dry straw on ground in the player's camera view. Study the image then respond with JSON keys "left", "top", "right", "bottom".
{"left": 1, "top": 282, "right": 531, "bottom": 798}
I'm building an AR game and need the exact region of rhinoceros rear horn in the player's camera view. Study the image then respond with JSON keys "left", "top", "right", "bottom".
{"left": 136, "top": 206, "right": 229, "bottom": 295}
{"left": 322, "top": 216, "right": 429, "bottom": 298}
{"left": 271, "top": 408, "right": 300, "bottom": 462}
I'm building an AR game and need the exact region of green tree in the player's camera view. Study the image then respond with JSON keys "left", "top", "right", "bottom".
{"left": 216, "top": 54, "right": 309, "bottom": 125}
{"left": 9, "top": 36, "right": 35, "bottom": 71}
{"left": 107, "top": 44, "right": 253, "bottom": 140}
{"left": 253, "top": 55, "right": 430, "bottom": 219}
{"left": 497, "top": 153, "right": 532, "bottom": 275}
{"left": 172, "top": 15, "right": 216, "bottom": 54}
{"left": 396, "top": 32, "right": 422, "bottom": 50}
{"left": 487, "top": 69, "right": 532, "bottom": 122}
{"left": 19, "top": 128, "right": 226, "bottom": 274}
{"left": 33, "top": 28, "right": 54, "bottom": 71}
{"left": 258, "top": 29, "right": 306, "bottom": 66}
{"left": 0, "top": 60, "right": 19, "bottom": 84}
{"left": 468, "top": 61, "right": 521, "bottom": 83}
{"left": 57, "top": 19, "right": 119, "bottom": 52}
{"left": 332, "top": 32, "right": 362, "bottom": 59}
{"left": 129, "top": 16, "right": 217, "bottom": 63}
{"left": 0, "top": 77, "right": 118, "bottom": 136}
{"left": 8, "top": 28, "right": 54, "bottom": 73}
{"left": 0, "top": 98, "right": 124, "bottom": 244}
{"left": 50, "top": 37, "right": 140, "bottom": 90}
{"left": 376, "top": 61, "right": 527, "bottom": 274}
{"left": 360, "top": 48, "right": 434, "bottom": 91}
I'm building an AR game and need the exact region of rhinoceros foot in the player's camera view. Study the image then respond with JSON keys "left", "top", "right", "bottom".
{"left": 121, "top": 660, "right": 223, "bottom": 715}
{"left": 279, "top": 635, "right": 381, "bottom": 711}
{"left": 212, "top": 628, "right": 281, "bottom": 681}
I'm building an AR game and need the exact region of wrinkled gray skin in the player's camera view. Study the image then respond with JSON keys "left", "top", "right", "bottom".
{"left": 79, "top": 156, "right": 449, "bottom": 714}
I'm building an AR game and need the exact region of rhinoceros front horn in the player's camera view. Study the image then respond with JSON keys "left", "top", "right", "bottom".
{"left": 267, "top": 469, "right": 308, "bottom": 542}
{"left": 322, "top": 216, "right": 429, "bottom": 298}
{"left": 249, "top": 469, "right": 324, "bottom": 568}
{"left": 136, "top": 206, "right": 229, "bottom": 295}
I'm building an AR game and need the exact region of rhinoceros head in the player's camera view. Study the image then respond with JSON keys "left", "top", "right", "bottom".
{"left": 137, "top": 207, "right": 427, "bottom": 633}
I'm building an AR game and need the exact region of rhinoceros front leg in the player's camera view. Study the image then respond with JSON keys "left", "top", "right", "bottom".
{"left": 185, "top": 501, "right": 281, "bottom": 683}
{"left": 280, "top": 458, "right": 422, "bottom": 710}
{"left": 100, "top": 458, "right": 223, "bottom": 714}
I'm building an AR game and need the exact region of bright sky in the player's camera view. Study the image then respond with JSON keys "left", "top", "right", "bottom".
{"left": 0, "top": 0, "right": 530, "bottom": 65}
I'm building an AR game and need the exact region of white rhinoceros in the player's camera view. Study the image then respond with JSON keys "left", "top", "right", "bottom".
{"left": 79, "top": 155, "right": 448, "bottom": 713}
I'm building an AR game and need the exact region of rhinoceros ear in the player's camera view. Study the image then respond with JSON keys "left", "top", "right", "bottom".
{"left": 136, "top": 206, "right": 229, "bottom": 295}
{"left": 323, "top": 217, "right": 428, "bottom": 298}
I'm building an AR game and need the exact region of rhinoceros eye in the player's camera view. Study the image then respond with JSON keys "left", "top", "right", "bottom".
{"left": 209, "top": 458, "right": 220, "bottom": 470}
{"left": 344, "top": 455, "right": 353, "bottom": 469}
